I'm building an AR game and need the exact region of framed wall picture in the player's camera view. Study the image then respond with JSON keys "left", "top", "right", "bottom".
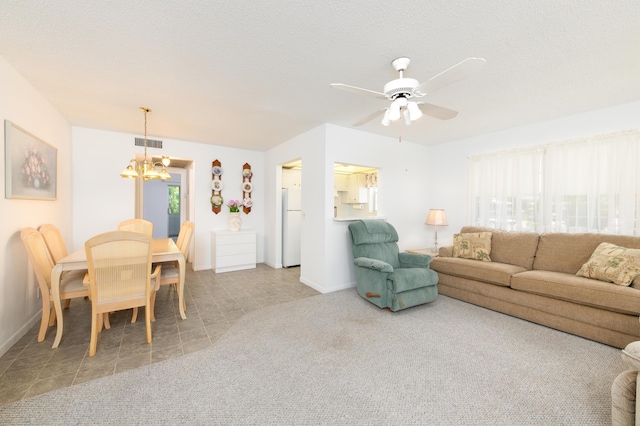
{"left": 4, "top": 120, "right": 57, "bottom": 200}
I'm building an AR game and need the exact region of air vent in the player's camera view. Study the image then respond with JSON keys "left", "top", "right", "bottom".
{"left": 135, "top": 137, "right": 163, "bottom": 149}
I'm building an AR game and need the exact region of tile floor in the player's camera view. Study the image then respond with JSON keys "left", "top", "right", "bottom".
{"left": 0, "top": 264, "right": 317, "bottom": 406}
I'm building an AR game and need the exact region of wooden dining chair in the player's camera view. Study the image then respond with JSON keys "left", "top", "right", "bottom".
{"left": 38, "top": 224, "right": 68, "bottom": 263}
{"left": 39, "top": 223, "right": 86, "bottom": 310}
{"left": 150, "top": 221, "right": 195, "bottom": 319}
{"left": 175, "top": 220, "right": 193, "bottom": 255}
{"left": 21, "top": 227, "right": 89, "bottom": 343}
{"left": 84, "top": 230, "right": 161, "bottom": 356}
{"left": 117, "top": 218, "right": 154, "bottom": 236}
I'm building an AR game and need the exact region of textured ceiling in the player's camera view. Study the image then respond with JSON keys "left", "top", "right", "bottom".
{"left": 1, "top": 1, "right": 639, "bottom": 151}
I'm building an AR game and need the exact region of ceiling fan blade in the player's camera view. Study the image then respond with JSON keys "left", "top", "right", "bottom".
{"left": 414, "top": 57, "right": 486, "bottom": 95}
{"left": 330, "top": 83, "right": 387, "bottom": 99}
{"left": 417, "top": 102, "right": 459, "bottom": 120}
{"left": 353, "top": 109, "right": 387, "bottom": 126}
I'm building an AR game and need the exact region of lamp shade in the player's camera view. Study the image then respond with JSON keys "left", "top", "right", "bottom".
{"left": 425, "top": 209, "right": 447, "bottom": 226}
{"left": 120, "top": 162, "right": 139, "bottom": 179}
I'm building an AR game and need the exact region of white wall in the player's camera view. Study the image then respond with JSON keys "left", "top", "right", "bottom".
{"left": 0, "top": 56, "right": 73, "bottom": 356}
{"left": 427, "top": 100, "right": 640, "bottom": 247}
{"left": 71, "top": 127, "right": 265, "bottom": 271}
{"left": 265, "top": 124, "right": 432, "bottom": 294}
{"left": 324, "top": 125, "right": 432, "bottom": 291}
{"left": 264, "top": 125, "right": 326, "bottom": 285}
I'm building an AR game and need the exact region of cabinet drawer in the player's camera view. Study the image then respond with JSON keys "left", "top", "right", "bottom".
{"left": 216, "top": 233, "right": 256, "bottom": 246}
{"left": 216, "top": 253, "right": 256, "bottom": 268}
{"left": 217, "top": 243, "right": 255, "bottom": 256}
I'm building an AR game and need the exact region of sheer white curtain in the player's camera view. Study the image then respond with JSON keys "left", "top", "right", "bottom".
{"left": 469, "top": 148, "right": 543, "bottom": 232}
{"left": 469, "top": 130, "right": 640, "bottom": 235}
{"left": 543, "top": 133, "right": 640, "bottom": 234}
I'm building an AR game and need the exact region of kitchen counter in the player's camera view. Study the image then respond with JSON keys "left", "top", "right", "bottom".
{"left": 333, "top": 216, "right": 385, "bottom": 222}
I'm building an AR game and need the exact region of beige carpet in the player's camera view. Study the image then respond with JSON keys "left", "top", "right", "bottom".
{"left": 0, "top": 290, "right": 626, "bottom": 425}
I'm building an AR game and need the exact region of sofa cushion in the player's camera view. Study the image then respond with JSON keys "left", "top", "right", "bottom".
{"left": 460, "top": 227, "right": 539, "bottom": 269}
{"left": 453, "top": 232, "right": 492, "bottom": 261}
{"left": 622, "top": 341, "right": 640, "bottom": 370}
{"left": 576, "top": 242, "right": 640, "bottom": 286}
{"left": 511, "top": 270, "right": 640, "bottom": 315}
{"left": 430, "top": 257, "right": 527, "bottom": 287}
{"left": 532, "top": 233, "right": 640, "bottom": 274}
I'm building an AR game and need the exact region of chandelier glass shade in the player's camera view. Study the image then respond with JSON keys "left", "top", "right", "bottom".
{"left": 120, "top": 107, "right": 171, "bottom": 181}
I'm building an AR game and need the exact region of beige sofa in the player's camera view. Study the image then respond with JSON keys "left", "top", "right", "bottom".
{"left": 430, "top": 226, "right": 640, "bottom": 349}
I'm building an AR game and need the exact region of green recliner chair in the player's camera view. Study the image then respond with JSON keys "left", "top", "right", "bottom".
{"left": 348, "top": 220, "right": 438, "bottom": 311}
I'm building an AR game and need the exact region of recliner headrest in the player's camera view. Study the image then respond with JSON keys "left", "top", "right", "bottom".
{"left": 348, "top": 220, "right": 398, "bottom": 245}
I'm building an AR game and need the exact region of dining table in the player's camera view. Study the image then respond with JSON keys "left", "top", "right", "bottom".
{"left": 50, "top": 238, "right": 186, "bottom": 348}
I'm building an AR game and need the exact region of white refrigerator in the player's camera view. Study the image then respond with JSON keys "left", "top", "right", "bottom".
{"left": 282, "top": 188, "right": 302, "bottom": 267}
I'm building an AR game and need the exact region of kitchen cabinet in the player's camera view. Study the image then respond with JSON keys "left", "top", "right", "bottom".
{"left": 211, "top": 230, "right": 256, "bottom": 273}
{"left": 282, "top": 169, "right": 301, "bottom": 188}
{"left": 334, "top": 173, "right": 348, "bottom": 191}
{"left": 342, "top": 173, "right": 368, "bottom": 203}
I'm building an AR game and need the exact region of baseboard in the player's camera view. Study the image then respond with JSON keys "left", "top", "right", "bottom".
{"left": 301, "top": 276, "right": 355, "bottom": 294}
{"left": 263, "top": 260, "right": 281, "bottom": 269}
{"left": 0, "top": 311, "right": 41, "bottom": 358}
{"left": 193, "top": 263, "right": 210, "bottom": 272}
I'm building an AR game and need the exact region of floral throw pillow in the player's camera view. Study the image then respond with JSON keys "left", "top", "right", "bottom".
{"left": 576, "top": 242, "right": 640, "bottom": 286}
{"left": 452, "top": 232, "right": 492, "bottom": 261}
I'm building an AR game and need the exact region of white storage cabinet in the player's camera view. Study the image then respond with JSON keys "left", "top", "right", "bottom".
{"left": 211, "top": 230, "right": 257, "bottom": 273}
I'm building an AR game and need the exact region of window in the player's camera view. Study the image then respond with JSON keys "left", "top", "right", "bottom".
{"left": 469, "top": 131, "right": 640, "bottom": 235}
{"left": 168, "top": 185, "right": 180, "bottom": 215}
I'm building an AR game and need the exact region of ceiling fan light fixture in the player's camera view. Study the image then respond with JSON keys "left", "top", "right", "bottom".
{"left": 403, "top": 109, "right": 412, "bottom": 126}
{"left": 388, "top": 100, "right": 401, "bottom": 121}
{"left": 388, "top": 97, "right": 407, "bottom": 121}
{"left": 381, "top": 109, "right": 391, "bottom": 126}
{"left": 407, "top": 101, "right": 423, "bottom": 121}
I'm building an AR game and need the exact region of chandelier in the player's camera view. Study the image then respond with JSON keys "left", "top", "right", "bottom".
{"left": 120, "top": 107, "right": 171, "bottom": 181}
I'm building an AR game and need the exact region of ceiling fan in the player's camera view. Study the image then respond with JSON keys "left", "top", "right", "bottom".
{"left": 330, "top": 56, "right": 486, "bottom": 127}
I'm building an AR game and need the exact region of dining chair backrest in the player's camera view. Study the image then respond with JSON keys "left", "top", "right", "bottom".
{"left": 23, "top": 226, "right": 89, "bottom": 344}
{"left": 177, "top": 221, "right": 195, "bottom": 259}
{"left": 117, "top": 219, "right": 153, "bottom": 236}
{"left": 39, "top": 224, "right": 68, "bottom": 264}
{"left": 85, "top": 230, "right": 155, "bottom": 356}
{"left": 85, "top": 231, "right": 153, "bottom": 309}
{"left": 21, "top": 227, "right": 54, "bottom": 292}
{"left": 175, "top": 221, "right": 189, "bottom": 251}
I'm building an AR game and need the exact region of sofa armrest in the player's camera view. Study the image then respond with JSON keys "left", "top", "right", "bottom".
{"left": 439, "top": 245, "right": 453, "bottom": 257}
{"left": 398, "top": 252, "right": 433, "bottom": 268}
{"left": 353, "top": 257, "right": 394, "bottom": 273}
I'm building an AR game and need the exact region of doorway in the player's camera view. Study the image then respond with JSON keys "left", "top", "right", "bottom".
{"left": 135, "top": 159, "right": 194, "bottom": 261}
{"left": 143, "top": 173, "right": 184, "bottom": 239}
{"left": 281, "top": 159, "right": 302, "bottom": 268}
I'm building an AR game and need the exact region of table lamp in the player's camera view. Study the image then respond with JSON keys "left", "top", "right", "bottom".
{"left": 425, "top": 209, "right": 447, "bottom": 254}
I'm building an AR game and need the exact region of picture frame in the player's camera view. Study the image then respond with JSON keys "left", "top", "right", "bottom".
{"left": 5, "top": 120, "right": 57, "bottom": 200}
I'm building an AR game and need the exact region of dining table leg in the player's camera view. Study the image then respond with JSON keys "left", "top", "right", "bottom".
{"left": 178, "top": 254, "right": 187, "bottom": 320}
{"left": 51, "top": 263, "right": 64, "bottom": 348}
